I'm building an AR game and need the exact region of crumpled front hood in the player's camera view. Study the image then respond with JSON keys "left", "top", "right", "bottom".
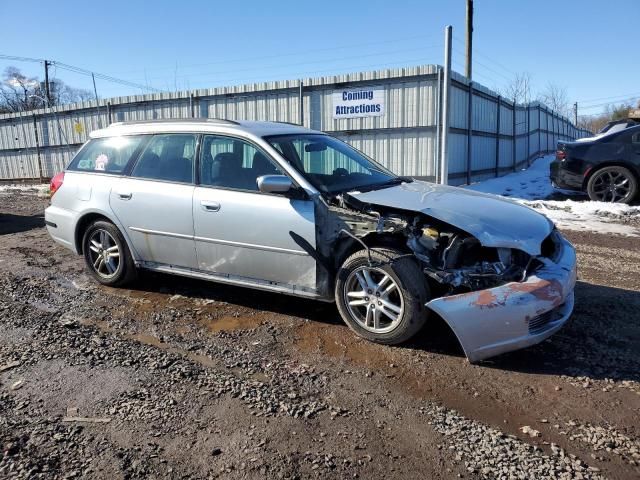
{"left": 348, "top": 180, "right": 553, "bottom": 256}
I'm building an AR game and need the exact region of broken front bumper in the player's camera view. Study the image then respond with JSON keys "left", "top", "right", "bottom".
{"left": 426, "top": 235, "right": 577, "bottom": 363}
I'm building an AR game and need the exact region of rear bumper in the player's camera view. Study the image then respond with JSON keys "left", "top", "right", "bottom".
{"left": 427, "top": 235, "right": 577, "bottom": 363}
{"left": 45, "top": 205, "right": 78, "bottom": 253}
{"left": 549, "top": 160, "right": 585, "bottom": 191}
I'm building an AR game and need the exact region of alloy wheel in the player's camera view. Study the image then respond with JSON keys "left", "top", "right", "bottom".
{"left": 344, "top": 266, "right": 405, "bottom": 334}
{"left": 590, "top": 168, "right": 633, "bottom": 202}
{"left": 87, "top": 229, "right": 121, "bottom": 278}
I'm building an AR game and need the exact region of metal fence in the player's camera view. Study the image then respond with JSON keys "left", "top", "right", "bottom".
{"left": 0, "top": 64, "right": 591, "bottom": 183}
{"left": 445, "top": 71, "right": 591, "bottom": 184}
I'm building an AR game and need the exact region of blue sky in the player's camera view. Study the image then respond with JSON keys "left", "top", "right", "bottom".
{"left": 1, "top": 0, "right": 637, "bottom": 116}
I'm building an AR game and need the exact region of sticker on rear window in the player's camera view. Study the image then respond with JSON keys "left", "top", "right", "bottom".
{"left": 78, "top": 159, "right": 94, "bottom": 170}
{"left": 94, "top": 154, "right": 109, "bottom": 171}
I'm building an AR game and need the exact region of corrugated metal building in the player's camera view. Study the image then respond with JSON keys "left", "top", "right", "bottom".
{"left": 0, "top": 64, "right": 590, "bottom": 183}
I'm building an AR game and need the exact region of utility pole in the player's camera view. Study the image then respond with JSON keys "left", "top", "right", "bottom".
{"left": 573, "top": 102, "right": 578, "bottom": 125}
{"left": 44, "top": 60, "right": 52, "bottom": 105}
{"left": 465, "top": 0, "right": 473, "bottom": 79}
{"left": 91, "top": 72, "right": 99, "bottom": 102}
{"left": 92, "top": 72, "right": 104, "bottom": 127}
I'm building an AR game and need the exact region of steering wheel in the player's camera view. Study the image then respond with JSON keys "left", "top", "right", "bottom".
{"left": 333, "top": 168, "right": 349, "bottom": 177}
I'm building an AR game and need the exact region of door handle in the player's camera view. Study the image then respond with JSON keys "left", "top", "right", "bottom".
{"left": 117, "top": 192, "right": 132, "bottom": 200}
{"left": 200, "top": 200, "right": 221, "bottom": 212}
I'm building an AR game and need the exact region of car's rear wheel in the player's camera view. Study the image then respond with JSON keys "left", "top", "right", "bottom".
{"left": 82, "top": 220, "right": 136, "bottom": 286}
{"left": 335, "top": 248, "right": 430, "bottom": 345}
{"left": 586, "top": 166, "right": 638, "bottom": 203}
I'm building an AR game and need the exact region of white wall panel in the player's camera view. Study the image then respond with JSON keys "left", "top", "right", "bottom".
{"left": 0, "top": 64, "right": 591, "bottom": 181}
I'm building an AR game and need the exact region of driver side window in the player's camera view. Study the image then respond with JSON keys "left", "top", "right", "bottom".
{"left": 199, "top": 135, "right": 283, "bottom": 191}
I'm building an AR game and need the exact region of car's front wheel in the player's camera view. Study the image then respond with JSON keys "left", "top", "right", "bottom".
{"left": 335, "top": 248, "right": 430, "bottom": 345}
{"left": 586, "top": 165, "right": 638, "bottom": 203}
{"left": 82, "top": 220, "right": 136, "bottom": 287}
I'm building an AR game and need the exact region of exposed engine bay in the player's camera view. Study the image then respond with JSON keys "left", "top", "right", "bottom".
{"left": 314, "top": 192, "right": 538, "bottom": 297}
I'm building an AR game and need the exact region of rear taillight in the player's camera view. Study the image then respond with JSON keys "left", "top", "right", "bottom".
{"left": 556, "top": 150, "right": 566, "bottom": 161}
{"left": 50, "top": 172, "right": 64, "bottom": 197}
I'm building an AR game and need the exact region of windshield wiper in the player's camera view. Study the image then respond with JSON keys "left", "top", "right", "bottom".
{"left": 348, "top": 177, "right": 408, "bottom": 193}
{"left": 373, "top": 176, "right": 413, "bottom": 188}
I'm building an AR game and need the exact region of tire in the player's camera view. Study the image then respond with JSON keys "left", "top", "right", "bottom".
{"left": 586, "top": 165, "right": 638, "bottom": 204}
{"left": 335, "top": 248, "right": 430, "bottom": 345}
{"left": 82, "top": 220, "right": 136, "bottom": 287}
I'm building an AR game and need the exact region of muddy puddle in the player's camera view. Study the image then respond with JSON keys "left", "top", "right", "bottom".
{"left": 201, "top": 312, "right": 269, "bottom": 333}
{"left": 78, "top": 317, "right": 220, "bottom": 370}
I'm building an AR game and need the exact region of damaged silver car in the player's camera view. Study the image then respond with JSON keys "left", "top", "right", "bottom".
{"left": 45, "top": 119, "right": 577, "bottom": 362}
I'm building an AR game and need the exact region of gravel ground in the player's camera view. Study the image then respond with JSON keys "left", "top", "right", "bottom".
{"left": 1, "top": 191, "right": 639, "bottom": 479}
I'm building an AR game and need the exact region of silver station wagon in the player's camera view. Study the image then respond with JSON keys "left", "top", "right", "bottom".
{"left": 45, "top": 119, "right": 577, "bottom": 362}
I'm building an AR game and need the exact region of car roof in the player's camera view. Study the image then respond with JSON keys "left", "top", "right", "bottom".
{"left": 89, "top": 119, "right": 321, "bottom": 139}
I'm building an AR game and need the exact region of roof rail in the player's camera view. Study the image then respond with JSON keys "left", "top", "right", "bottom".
{"left": 108, "top": 118, "right": 240, "bottom": 127}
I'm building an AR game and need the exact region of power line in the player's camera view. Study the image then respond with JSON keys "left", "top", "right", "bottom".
{"left": 54, "top": 62, "right": 161, "bottom": 93}
{"left": 0, "top": 53, "right": 160, "bottom": 93}
{"left": 145, "top": 45, "right": 442, "bottom": 83}
{"left": 0, "top": 54, "right": 43, "bottom": 63}
{"left": 579, "top": 97, "right": 640, "bottom": 110}
{"left": 577, "top": 92, "right": 640, "bottom": 106}
{"left": 450, "top": 37, "right": 636, "bottom": 110}
{"left": 113, "top": 33, "right": 443, "bottom": 75}
{"left": 171, "top": 58, "right": 440, "bottom": 90}
{"left": 452, "top": 36, "right": 516, "bottom": 76}
{"left": 452, "top": 48, "right": 511, "bottom": 82}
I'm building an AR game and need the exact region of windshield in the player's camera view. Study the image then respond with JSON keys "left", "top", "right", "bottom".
{"left": 264, "top": 134, "right": 399, "bottom": 194}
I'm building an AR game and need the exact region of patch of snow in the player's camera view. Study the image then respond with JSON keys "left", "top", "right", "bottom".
{"left": 464, "top": 154, "right": 640, "bottom": 237}
{"left": 466, "top": 155, "right": 572, "bottom": 201}
{"left": 0, "top": 184, "right": 49, "bottom": 197}
{"left": 523, "top": 199, "right": 640, "bottom": 237}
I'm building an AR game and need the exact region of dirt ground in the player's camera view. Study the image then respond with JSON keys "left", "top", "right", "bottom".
{"left": 1, "top": 191, "right": 639, "bottom": 479}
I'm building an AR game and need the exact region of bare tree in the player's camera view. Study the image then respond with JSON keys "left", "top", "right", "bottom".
{"left": 538, "top": 82, "right": 570, "bottom": 116}
{"left": 577, "top": 115, "right": 606, "bottom": 133}
{"left": 0, "top": 67, "right": 43, "bottom": 112}
{"left": 501, "top": 71, "right": 533, "bottom": 105}
{"left": 576, "top": 101, "right": 637, "bottom": 133}
{"left": 0, "top": 66, "right": 92, "bottom": 113}
{"left": 50, "top": 81, "right": 94, "bottom": 105}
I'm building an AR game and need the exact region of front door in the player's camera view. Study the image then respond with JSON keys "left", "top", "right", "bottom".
{"left": 110, "top": 133, "right": 198, "bottom": 269}
{"left": 193, "top": 135, "right": 317, "bottom": 293}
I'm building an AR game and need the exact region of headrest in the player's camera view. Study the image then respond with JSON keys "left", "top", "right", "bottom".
{"left": 212, "top": 152, "right": 241, "bottom": 177}
{"left": 252, "top": 152, "right": 278, "bottom": 175}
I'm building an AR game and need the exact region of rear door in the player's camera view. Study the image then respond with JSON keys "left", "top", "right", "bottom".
{"left": 110, "top": 133, "right": 198, "bottom": 269}
{"left": 629, "top": 130, "right": 640, "bottom": 167}
{"left": 193, "top": 134, "right": 316, "bottom": 292}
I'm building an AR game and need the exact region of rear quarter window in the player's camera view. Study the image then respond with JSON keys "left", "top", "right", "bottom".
{"left": 68, "top": 136, "right": 145, "bottom": 174}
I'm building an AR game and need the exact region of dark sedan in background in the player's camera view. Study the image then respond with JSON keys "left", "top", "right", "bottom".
{"left": 551, "top": 124, "right": 640, "bottom": 203}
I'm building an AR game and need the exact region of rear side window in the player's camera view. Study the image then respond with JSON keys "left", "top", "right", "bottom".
{"left": 131, "top": 134, "right": 196, "bottom": 184}
{"left": 68, "top": 136, "right": 144, "bottom": 173}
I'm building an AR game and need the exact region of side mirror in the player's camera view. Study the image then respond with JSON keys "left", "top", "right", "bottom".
{"left": 257, "top": 175, "right": 293, "bottom": 194}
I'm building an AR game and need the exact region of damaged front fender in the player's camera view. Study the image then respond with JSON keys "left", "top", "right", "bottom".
{"left": 426, "top": 235, "right": 577, "bottom": 363}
